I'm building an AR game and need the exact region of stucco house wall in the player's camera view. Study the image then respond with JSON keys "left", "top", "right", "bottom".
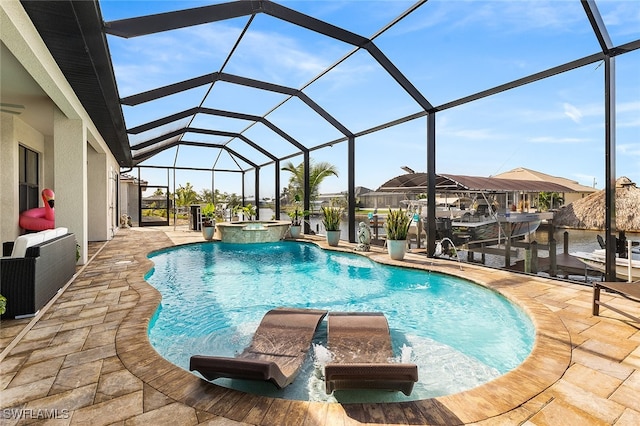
{"left": 0, "top": 1, "right": 121, "bottom": 264}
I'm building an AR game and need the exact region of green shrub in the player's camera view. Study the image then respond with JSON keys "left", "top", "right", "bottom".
{"left": 201, "top": 203, "right": 215, "bottom": 226}
{"left": 385, "top": 208, "right": 411, "bottom": 240}
{"left": 321, "top": 206, "right": 342, "bottom": 231}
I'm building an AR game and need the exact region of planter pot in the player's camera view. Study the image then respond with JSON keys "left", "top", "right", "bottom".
{"left": 202, "top": 226, "right": 215, "bottom": 241}
{"left": 289, "top": 225, "right": 302, "bottom": 239}
{"left": 325, "top": 230, "right": 341, "bottom": 246}
{"left": 387, "top": 239, "right": 407, "bottom": 260}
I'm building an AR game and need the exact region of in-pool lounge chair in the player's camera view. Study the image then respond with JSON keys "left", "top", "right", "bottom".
{"left": 324, "top": 312, "right": 418, "bottom": 396}
{"left": 190, "top": 307, "right": 327, "bottom": 389}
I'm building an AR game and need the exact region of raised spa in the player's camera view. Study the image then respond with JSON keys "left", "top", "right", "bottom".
{"left": 146, "top": 241, "right": 535, "bottom": 403}
{"left": 215, "top": 220, "right": 290, "bottom": 243}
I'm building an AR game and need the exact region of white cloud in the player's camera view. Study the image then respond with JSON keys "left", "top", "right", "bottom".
{"left": 563, "top": 103, "right": 583, "bottom": 123}
{"left": 574, "top": 173, "right": 599, "bottom": 188}
{"left": 617, "top": 101, "right": 640, "bottom": 128}
{"left": 494, "top": 101, "right": 604, "bottom": 125}
{"left": 618, "top": 143, "right": 640, "bottom": 157}
{"left": 618, "top": 101, "right": 640, "bottom": 114}
{"left": 235, "top": 31, "right": 332, "bottom": 83}
{"left": 436, "top": 115, "right": 507, "bottom": 141}
{"left": 528, "top": 136, "right": 590, "bottom": 144}
{"left": 440, "top": 127, "right": 504, "bottom": 141}
{"left": 109, "top": 26, "right": 240, "bottom": 95}
{"left": 601, "top": 2, "right": 640, "bottom": 36}
{"left": 404, "top": 0, "right": 586, "bottom": 35}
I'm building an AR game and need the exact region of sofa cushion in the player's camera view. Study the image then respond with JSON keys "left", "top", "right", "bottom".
{"left": 41, "top": 229, "right": 58, "bottom": 242}
{"left": 55, "top": 227, "right": 68, "bottom": 237}
{"left": 11, "top": 233, "right": 46, "bottom": 258}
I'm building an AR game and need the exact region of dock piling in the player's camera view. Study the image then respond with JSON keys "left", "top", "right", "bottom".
{"left": 531, "top": 241, "right": 539, "bottom": 273}
{"left": 549, "top": 239, "right": 557, "bottom": 277}
{"left": 504, "top": 222, "right": 512, "bottom": 267}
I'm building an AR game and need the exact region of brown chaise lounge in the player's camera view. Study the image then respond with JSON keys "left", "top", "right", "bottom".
{"left": 324, "top": 312, "right": 418, "bottom": 396}
{"left": 190, "top": 307, "right": 327, "bottom": 389}
{"left": 593, "top": 280, "right": 640, "bottom": 323}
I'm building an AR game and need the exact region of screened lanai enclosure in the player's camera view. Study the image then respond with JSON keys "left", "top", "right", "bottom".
{"left": 23, "top": 0, "right": 639, "bottom": 280}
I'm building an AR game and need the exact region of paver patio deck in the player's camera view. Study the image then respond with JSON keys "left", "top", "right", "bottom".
{"left": 1, "top": 227, "right": 639, "bottom": 425}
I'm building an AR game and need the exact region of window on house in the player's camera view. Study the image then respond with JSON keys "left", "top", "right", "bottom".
{"left": 19, "top": 145, "right": 39, "bottom": 213}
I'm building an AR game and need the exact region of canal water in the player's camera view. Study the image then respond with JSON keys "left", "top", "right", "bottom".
{"left": 264, "top": 208, "right": 638, "bottom": 280}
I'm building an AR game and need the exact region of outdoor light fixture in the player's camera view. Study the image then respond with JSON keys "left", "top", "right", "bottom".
{"left": 401, "top": 166, "right": 415, "bottom": 174}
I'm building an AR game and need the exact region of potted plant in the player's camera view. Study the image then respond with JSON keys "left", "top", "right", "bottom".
{"left": 287, "top": 196, "right": 309, "bottom": 238}
{"left": 321, "top": 206, "right": 342, "bottom": 246}
{"left": 231, "top": 205, "right": 243, "bottom": 221}
{"left": 384, "top": 207, "right": 411, "bottom": 260}
{"left": 201, "top": 203, "right": 215, "bottom": 240}
{"left": 243, "top": 204, "right": 256, "bottom": 221}
{"left": 0, "top": 294, "right": 6, "bottom": 316}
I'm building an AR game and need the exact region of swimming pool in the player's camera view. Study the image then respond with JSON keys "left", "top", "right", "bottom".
{"left": 146, "top": 241, "right": 535, "bottom": 403}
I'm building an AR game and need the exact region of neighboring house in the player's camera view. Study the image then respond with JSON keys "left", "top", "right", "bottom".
{"left": 1, "top": 2, "right": 130, "bottom": 263}
{"left": 314, "top": 187, "right": 375, "bottom": 209}
{"left": 493, "top": 167, "right": 597, "bottom": 205}
{"left": 119, "top": 174, "right": 148, "bottom": 226}
{"left": 314, "top": 191, "right": 347, "bottom": 208}
{"left": 368, "top": 168, "right": 596, "bottom": 212}
{"left": 358, "top": 191, "right": 408, "bottom": 210}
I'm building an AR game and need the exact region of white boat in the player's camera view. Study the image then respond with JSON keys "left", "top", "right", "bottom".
{"left": 402, "top": 199, "right": 551, "bottom": 245}
{"left": 401, "top": 197, "right": 471, "bottom": 219}
{"left": 571, "top": 248, "right": 640, "bottom": 281}
{"left": 449, "top": 211, "right": 551, "bottom": 244}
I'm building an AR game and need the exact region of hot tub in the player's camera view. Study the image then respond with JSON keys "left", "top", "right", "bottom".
{"left": 215, "top": 220, "right": 290, "bottom": 243}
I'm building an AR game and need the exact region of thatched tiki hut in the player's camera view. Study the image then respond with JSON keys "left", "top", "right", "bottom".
{"left": 553, "top": 177, "right": 640, "bottom": 232}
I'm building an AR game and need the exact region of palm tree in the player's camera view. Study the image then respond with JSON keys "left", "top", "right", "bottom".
{"left": 199, "top": 188, "right": 214, "bottom": 204}
{"left": 175, "top": 183, "right": 198, "bottom": 208}
{"left": 281, "top": 160, "right": 338, "bottom": 206}
{"left": 538, "top": 191, "right": 564, "bottom": 211}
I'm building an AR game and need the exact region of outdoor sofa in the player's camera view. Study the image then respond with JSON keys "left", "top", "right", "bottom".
{"left": 1, "top": 228, "right": 76, "bottom": 318}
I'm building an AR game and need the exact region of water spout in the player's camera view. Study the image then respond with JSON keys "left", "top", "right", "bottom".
{"left": 435, "top": 237, "right": 463, "bottom": 271}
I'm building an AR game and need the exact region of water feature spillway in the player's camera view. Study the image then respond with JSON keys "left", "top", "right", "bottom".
{"left": 216, "top": 220, "right": 290, "bottom": 243}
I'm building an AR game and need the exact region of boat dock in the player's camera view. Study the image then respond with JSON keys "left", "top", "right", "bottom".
{"left": 509, "top": 251, "right": 598, "bottom": 280}
{"left": 510, "top": 232, "right": 602, "bottom": 279}
{"left": 363, "top": 214, "right": 611, "bottom": 281}
{"left": 459, "top": 231, "right": 603, "bottom": 280}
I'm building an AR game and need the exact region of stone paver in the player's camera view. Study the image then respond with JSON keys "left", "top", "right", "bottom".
{"left": 0, "top": 227, "right": 638, "bottom": 425}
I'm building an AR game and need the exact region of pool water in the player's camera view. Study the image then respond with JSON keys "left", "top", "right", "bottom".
{"left": 146, "top": 241, "right": 534, "bottom": 403}
{"left": 241, "top": 222, "right": 268, "bottom": 229}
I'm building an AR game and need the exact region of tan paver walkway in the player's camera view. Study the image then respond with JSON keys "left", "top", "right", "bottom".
{"left": 1, "top": 227, "right": 639, "bottom": 425}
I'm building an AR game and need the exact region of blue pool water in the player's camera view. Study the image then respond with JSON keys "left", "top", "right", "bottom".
{"left": 146, "top": 241, "right": 534, "bottom": 403}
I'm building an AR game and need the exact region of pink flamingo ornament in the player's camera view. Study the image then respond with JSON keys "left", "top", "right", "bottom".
{"left": 19, "top": 188, "right": 55, "bottom": 231}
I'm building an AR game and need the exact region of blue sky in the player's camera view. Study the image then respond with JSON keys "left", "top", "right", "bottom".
{"left": 100, "top": 0, "right": 640, "bottom": 199}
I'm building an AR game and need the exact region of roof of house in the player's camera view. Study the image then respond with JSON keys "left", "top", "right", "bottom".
{"left": 377, "top": 172, "right": 579, "bottom": 193}
{"left": 493, "top": 168, "right": 596, "bottom": 193}
{"left": 21, "top": 1, "right": 131, "bottom": 167}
